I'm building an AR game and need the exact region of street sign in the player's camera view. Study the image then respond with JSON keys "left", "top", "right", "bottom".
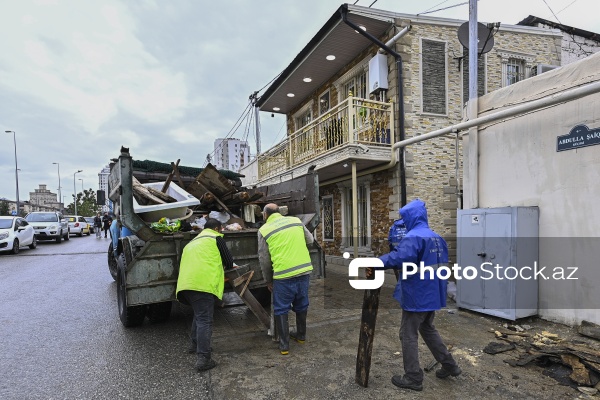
{"left": 11, "top": 210, "right": 17, "bottom": 216}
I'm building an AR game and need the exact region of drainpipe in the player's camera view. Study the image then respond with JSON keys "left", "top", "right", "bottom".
{"left": 341, "top": 7, "right": 409, "bottom": 209}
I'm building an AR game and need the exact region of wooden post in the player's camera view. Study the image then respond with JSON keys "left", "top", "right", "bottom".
{"left": 161, "top": 159, "right": 180, "bottom": 192}
{"left": 355, "top": 287, "right": 381, "bottom": 387}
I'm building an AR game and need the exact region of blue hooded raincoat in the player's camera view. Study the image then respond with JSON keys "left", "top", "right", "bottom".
{"left": 379, "top": 199, "right": 448, "bottom": 312}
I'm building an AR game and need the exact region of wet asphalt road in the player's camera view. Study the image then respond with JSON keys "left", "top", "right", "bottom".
{"left": 0, "top": 234, "right": 213, "bottom": 400}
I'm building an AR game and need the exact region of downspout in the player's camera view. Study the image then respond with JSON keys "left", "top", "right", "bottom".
{"left": 341, "top": 6, "right": 410, "bottom": 208}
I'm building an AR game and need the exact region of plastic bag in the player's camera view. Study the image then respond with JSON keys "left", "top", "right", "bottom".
{"left": 150, "top": 217, "right": 181, "bottom": 233}
{"left": 209, "top": 211, "right": 230, "bottom": 224}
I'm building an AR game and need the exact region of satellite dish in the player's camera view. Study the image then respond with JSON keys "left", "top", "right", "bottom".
{"left": 457, "top": 21, "right": 495, "bottom": 54}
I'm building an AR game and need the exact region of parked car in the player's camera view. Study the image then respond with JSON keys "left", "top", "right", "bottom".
{"left": 0, "top": 216, "right": 37, "bottom": 254}
{"left": 24, "top": 211, "right": 70, "bottom": 243}
{"left": 84, "top": 217, "right": 96, "bottom": 234}
{"left": 65, "top": 215, "right": 90, "bottom": 237}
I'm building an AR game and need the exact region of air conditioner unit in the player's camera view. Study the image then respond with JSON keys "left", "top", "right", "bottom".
{"left": 531, "top": 63, "right": 559, "bottom": 76}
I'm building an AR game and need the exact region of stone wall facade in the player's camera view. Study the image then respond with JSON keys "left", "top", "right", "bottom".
{"left": 278, "top": 17, "right": 561, "bottom": 262}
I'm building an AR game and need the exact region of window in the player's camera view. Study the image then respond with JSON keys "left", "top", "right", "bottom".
{"left": 339, "top": 179, "right": 371, "bottom": 252}
{"left": 319, "top": 90, "right": 330, "bottom": 115}
{"left": 293, "top": 101, "right": 313, "bottom": 131}
{"left": 505, "top": 58, "right": 525, "bottom": 86}
{"left": 421, "top": 39, "right": 447, "bottom": 115}
{"left": 322, "top": 195, "right": 334, "bottom": 242}
{"left": 498, "top": 50, "right": 535, "bottom": 88}
{"left": 341, "top": 71, "right": 367, "bottom": 99}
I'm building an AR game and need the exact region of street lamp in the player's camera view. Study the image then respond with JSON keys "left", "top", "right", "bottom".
{"left": 53, "top": 162, "right": 61, "bottom": 211}
{"left": 79, "top": 178, "right": 84, "bottom": 192}
{"left": 74, "top": 170, "right": 82, "bottom": 216}
{"left": 5, "top": 130, "right": 19, "bottom": 215}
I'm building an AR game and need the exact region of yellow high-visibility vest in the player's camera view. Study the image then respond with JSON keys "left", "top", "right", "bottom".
{"left": 259, "top": 213, "right": 312, "bottom": 280}
{"left": 176, "top": 229, "right": 225, "bottom": 300}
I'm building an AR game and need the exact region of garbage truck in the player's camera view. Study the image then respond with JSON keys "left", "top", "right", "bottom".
{"left": 106, "top": 146, "right": 325, "bottom": 328}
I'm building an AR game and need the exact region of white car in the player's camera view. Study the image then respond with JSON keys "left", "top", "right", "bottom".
{"left": 65, "top": 215, "right": 90, "bottom": 237}
{"left": 25, "top": 211, "right": 70, "bottom": 243}
{"left": 0, "top": 216, "right": 37, "bottom": 254}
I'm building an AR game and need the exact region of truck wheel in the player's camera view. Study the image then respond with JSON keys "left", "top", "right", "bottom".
{"left": 250, "top": 287, "right": 272, "bottom": 308}
{"left": 107, "top": 242, "right": 118, "bottom": 281}
{"left": 117, "top": 254, "right": 146, "bottom": 327}
{"left": 147, "top": 302, "right": 172, "bottom": 323}
{"left": 55, "top": 232, "right": 62, "bottom": 243}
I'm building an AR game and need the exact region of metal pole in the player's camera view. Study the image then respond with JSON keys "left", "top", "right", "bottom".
{"left": 74, "top": 170, "right": 82, "bottom": 216}
{"left": 352, "top": 161, "right": 358, "bottom": 259}
{"left": 255, "top": 104, "right": 261, "bottom": 156}
{"left": 467, "top": 0, "right": 479, "bottom": 208}
{"left": 5, "top": 131, "right": 19, "bottom": 215}
{"left": 53, "top": 162, "right": 61, "bottom": 211}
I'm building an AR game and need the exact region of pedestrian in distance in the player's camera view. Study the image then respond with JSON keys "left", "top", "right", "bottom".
{"left": 258, "top": 203, "right": 314, "bottom": 355}
{"left": 102, "top": 212, "right": 112, "bottom": 238}
{"left": 94, "top": 212, "right": 102, "bottom": 238}
{"left": 377, "top": 199, "right": 461, "bottom": 392}
{"left": 176, "top": 218, "right": 234, "bottom": 372}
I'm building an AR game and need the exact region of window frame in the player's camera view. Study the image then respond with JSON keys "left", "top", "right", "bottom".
{"left": 334, "top": 57, "right": 370, "bottom": 103}
{"left": 497, "top": 50, "right": 535, "bottom": 88}
{"left": 292, "top": 100, "right": 314, "bottom": 131}
{"left": 321, "top": 195, "right": 334, "bottom": 242}
{"left": 337, "top": 177, "right": 372, "bottom": 254}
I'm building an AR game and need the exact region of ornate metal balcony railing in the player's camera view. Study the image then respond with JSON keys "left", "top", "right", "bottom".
{"left": 258, "top": 97, "right": 394, "bottom": 180}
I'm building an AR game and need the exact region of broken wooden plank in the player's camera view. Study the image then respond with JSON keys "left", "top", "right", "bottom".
{"left": 161, "top": 159, "right": 180, "bottom": 193}
{"left": 133, "top": 176, "right": 166, "bottom": 205}
{"left": 355, "top": 287, "right": 381, "bottom": 388}
{"left": 484, "top": 341, "right": 516, "bottom": 355}
{"left": 224, "top": 269, "right": 270, "bottom": 329}
{"left": 171, "top": 161, "right": 186, "bottom": 189}
{"left": 146, "top": 186, "right": 177, "bottom": 203}
{"left": 561, "top": 354, "right": 591, "bottom": 386}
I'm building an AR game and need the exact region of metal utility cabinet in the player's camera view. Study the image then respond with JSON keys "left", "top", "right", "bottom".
{"left": 457, "top": 207, "right": 539, "bottom": 320}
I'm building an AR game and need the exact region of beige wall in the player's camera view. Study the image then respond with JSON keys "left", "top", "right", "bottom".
{"left": 464, "top": 52, "right": 600, "bottom": 325}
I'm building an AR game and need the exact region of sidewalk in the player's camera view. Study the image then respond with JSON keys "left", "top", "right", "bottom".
{"left": 202, "top": 263, "right": 590, "bottom": 400}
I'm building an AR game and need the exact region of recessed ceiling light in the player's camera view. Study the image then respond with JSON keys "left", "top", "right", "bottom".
{"left": 273, "top": 107, "right": 280, "bottom": 111}
{"left": 303, "top": 77, "right": 312, "bottom": 83}
{"left": 287, "top": 93, "right": 295, "bottom": 97}
{"left": 326, "top": 55, "right": 336, "bottom": 61}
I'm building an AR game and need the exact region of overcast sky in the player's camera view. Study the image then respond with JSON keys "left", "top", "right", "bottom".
{"left": 1, "top": 0, "right": 598, "bottom": 205}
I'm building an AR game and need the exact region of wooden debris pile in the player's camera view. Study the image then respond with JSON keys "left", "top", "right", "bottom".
{"left": 484, "top": 321, "right": 600, "bottom": 391}
{"left": 132, "top": 160, "right": 264, "bottom": 229}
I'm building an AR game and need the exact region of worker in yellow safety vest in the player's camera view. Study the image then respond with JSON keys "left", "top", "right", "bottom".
{"left": 258, "top": 203, "right": 314, "bottom": 355}
{"left": 176, "top": 218, "right": 234, "bottom": 372}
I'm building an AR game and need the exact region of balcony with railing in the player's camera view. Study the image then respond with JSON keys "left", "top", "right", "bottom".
{"left": 257, "top": 97, "right": 394, "bottom": 182}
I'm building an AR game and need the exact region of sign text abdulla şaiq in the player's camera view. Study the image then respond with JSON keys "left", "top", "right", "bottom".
{"left": 557, "top": 124, "right": 600, "bottom": 152}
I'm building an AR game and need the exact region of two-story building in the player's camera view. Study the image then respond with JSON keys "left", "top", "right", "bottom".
{"left": 242, "top": 4, "right": 564, "bottom": 264}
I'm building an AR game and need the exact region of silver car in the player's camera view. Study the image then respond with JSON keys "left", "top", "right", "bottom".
{"left": 24, "top": 212, "right": 70, "bottom": 243}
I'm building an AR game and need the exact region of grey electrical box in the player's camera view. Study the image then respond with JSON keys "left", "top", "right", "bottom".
{"left": 368, "top": 54, "right": 388, "bottom": 94}
{"left": 456, "top": 207, "right": 539, "bottom": 320}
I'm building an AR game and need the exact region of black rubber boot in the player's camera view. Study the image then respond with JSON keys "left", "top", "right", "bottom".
{"left": 290, "top": 311, "right": 307, "bottom": 344}
{"left": 275, "top": 314, "right": 290, "bottom": 355}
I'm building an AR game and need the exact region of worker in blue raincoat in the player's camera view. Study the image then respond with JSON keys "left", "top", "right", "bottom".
{"left": 379, "top": 199, "right": 461, "bottom": 392}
